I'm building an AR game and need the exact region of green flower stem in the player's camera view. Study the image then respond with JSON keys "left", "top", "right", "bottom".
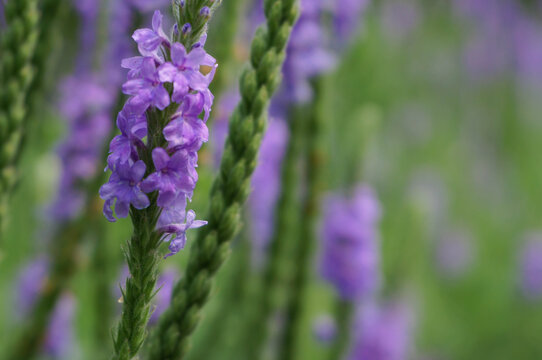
{"left": 244, "top": 107, "right": 304, "bottom": 360}
{"left": 327, "top": 300, "right": 354, "bottom": 360}
{"left": 0, "top": 0, "right": 40, "bottom": 234}
{"left": 145, "top": 1, "right": 299, "bottom": 358}
{"left": 279, "top": 80, "right": 326, "bottom": 360}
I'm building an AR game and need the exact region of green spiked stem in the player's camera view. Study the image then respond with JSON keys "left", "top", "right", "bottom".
{"left": 0, "top": 0, "right": 40, "bottom": 234}
{"left": 145, "top": 1, "right": 299, "bottom": 359}
{"left": 279, "top": 80, "right": 326, "bottom": 360}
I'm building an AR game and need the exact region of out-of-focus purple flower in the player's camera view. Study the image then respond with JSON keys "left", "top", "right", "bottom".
{"left": 73, "top": 0, "right": 100, "bottom": 72}
{"left": 16, "top": 256, "right": 49, "bottom": 316}
{"left": 313, "top": 314, "right": 337, "bottom": 344}
{"left": 101, "top": 10, "right": 215, "bottom": 256}
{"left": 100, "top": 160, "right": 149, "bottom": 221}
{"left": 435, "top": 228, "right": 474, "bottom": 280}
{"left": 330, "top": 0, "right": 369, "bottom": 45}
{"left": 519, "top": 233, "right": 542, "bottom": 301}
{"left": 211, "top": 90, "right": 240, "bottom": 166}
{"left": 249, "top": 119, "right": 290, "bottom": 266}
{"left": 276, "top": 0, "right": 336, "bottom": 106}
{"left": 16, "top": 258, "right": 76, "bottom": 358}
{"left": 149, "top": 268, "right": 178, "bottom": 324}
{"left": 43, "top": 295, "right": 77, "bottom": 358}
{"left": 380, "top": 1, "right": 420, "bottom": 42}
{"left": 319, "top": 185, "right": 381, "bottom": 301}
{"left": 347, "top": 300, "right": 414, "bottom": 360}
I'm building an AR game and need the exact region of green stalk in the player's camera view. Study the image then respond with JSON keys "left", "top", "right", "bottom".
{"left": 327, "top": 300, "right": 354, "bottom": 360}
{"left": 278, "top": 80, "right": 326, "bottom": 360}
{"left": 0, "top": 0, "right": 40, "bottom": 234}
{"left": 145, "top": 1, "right": 299, "bottom": 358}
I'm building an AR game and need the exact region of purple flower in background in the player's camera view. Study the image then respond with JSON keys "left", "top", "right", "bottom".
{"left": 16, "top": 258, "right": 76, "bottom": 358}
{"left": 149, "top": 268, "right": 178, "bottom": 324}
{"left": 435, "top": 228, "right": 474, "bottom": 280}
{"left": 380, "top": 0, "right": 420, "bottom": 42}
{"left": 320, "top": 185, "right": 381, "bottom": 301}
{"left": 347, "top": 300, "right": 414, "bottom": 360}
{"left": 249, "top": 119, "right": 290, "bottom": 266}
{"left": 43, "top": 295, "right": 77, "bottom": 358}
{"left": 331, "top": 0, "right": 370, "bottom": 45}
{"left": 519, "top": 233, "right": 542, "bottom": 301}
{"left": 100, "top": 160, "right": 149, "bottom": 221}
{"left": 313, "top": 314, "right": 337, "bottom": 344}
{"left": 276, "top": 0, "right": 336, "bottom": 106}
{"left": 211, "top": 90, "right": 240, "bottom": 166}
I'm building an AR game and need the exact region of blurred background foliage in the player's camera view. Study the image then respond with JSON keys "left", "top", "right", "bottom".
{"left": 1, "top": 0, "right": 542, "bottom": 359}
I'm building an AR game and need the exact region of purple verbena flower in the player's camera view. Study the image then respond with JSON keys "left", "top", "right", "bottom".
{"left": 132, "top": 10, "right": 170, "bottom": 56}
{"left": 100, "top": 160, "right": 149, "bottom": 221}
{"left": 319, "top": 185, "right": 381, "bottom": 301}
{"left": 159, "top": 209, "right": 207, "bottom": 257}
{"left": 122, "top": 56, "right": 170, "bottom": 111}
{"left": 149, "top": 268, "right": 179, "bottom": 324}
{"left": 141, "top": 148, "right": 196, "bottom": 207}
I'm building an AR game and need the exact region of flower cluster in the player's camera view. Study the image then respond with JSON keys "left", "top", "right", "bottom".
{"left": 16, "top": 257, "right": 76, "bottom": 358}
{"left": 347, "top": 300, "right": 413, "bottom": 360}
{"left": 100, "top": 10, "right": 216, "bottom": 256}
{"left": 320, "top": 185, "right": 381, "bottom": 301}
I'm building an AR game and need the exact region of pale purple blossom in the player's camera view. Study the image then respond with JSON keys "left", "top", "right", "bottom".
{"left": 435, "top": 229, "right": 474, "bottom": 280}
{"left": 320, "top": 185, "right": 381, "bottom": 301}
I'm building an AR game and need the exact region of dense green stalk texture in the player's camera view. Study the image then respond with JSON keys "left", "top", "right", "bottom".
{"left": 145, "top": 1, "right": 299, "bottom": 359}
{"left": 328, "top": 300, "right": 354, "bottom": 360}
{"left": 279, "top": 85, "right": 326, "bottom": 360}
{"left": 0, "top": 0, "right": 40, "bottom": 234}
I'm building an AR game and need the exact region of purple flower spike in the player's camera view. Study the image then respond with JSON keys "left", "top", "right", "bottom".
{"left": 107, "top": 102, "right": 147, "bottom": 167}
{"left": 141, "top": 148, "right": 196, "bottom": 207}
{"left": 100, "top": 160, "right": 150, "bottom": 221}
{"left": 319, "top": 185, "right": 381, "bottom": 301}
{"left": 132, "top": 10, "right": 170, "bottom": 56}
{"left": 149, "top": 268, "right": 179, "bottom": 324}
